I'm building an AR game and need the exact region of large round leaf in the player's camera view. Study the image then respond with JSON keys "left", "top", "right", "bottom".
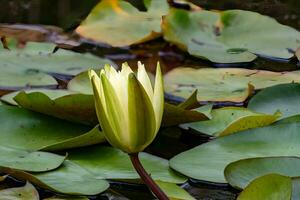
{"left": 224, "top": 157, "right": 300, "bottom": 189}
{"left": 170, "top": 122, "right": 300, "bottom": 183}
{"left": 0, "top": 105, "right": 104, "bottom": 151}
{"left": 181, "top": 107, "right": 280, "bottom": 136}
{"left": 237, "top": 174, "right": 292, "bottom": 200}
{"left": 0, "top": 146, "right": 65, "bottom": 172}
{"left": 162, "top": 9, "right": 300, "bottom": 63}
{"left": 68, "top": 146, "right": 186, "bottom": 184}
{"left": 248, "top": 83, "right": 300, "bottom": 119}
{"left": 76, "top": 0, "right": 168, "bottom": 47}
{"left": 0, "top": 42, "right": 113, "bottom": 89}
{"left": 164, "top": 68, "right": 300, "bottom": 102}
{"left": 0, "top": 161, "right": 109, "bottom": 195}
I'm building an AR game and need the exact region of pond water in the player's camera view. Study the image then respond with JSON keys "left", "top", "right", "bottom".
{"left": 0, "top": 0, "right": 299, "bottom": 199}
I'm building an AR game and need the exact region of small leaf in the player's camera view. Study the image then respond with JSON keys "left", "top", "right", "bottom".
{"left": 237, "top": 174, "right": 291, "bottom": 200}
{"left": 156, "top": 181, "right": 195, "bottom": 200}
{"left": 0, "top": 182, "right": 39, "bottom": 200}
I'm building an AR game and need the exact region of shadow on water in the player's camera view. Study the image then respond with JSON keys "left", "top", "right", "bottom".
{"left": 0, "top": 0, "right": 299, "bottom": 199}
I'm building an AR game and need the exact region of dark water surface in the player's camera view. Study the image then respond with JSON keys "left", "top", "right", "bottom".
{"left": 0, "top": 0, "right": 299, "bottom": 199}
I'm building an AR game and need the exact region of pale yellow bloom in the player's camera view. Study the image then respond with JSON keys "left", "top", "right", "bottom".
{"left": 89, "top": 62, "right": 164, "bottom": 153}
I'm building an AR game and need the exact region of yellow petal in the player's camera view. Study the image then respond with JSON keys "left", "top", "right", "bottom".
{"left": 137, "top": 61, "right": 154, "bottom": 99}
{"left": 128, "top": 73, "right": 156, "bottom": 153}
{"left": 153, "top": 62, "right": 164, "bottom": 132}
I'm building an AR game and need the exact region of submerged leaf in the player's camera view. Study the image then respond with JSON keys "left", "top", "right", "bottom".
{"left": 181, "top": 107, "right": 280, "bottom": 136}
{"left": 163, "top": 9, "right": 300, "bottom": 63}
{"left": 164, "top": 68, "right": 300, "bottom": 102}
{"left": 76, "top": 0, "right": 168, "bottom": 47}
{"left": 237, "top": 174, "right": 291, "bottom": 200}
{"left": 0, "top": 182, "right": 39, "bottom": 200}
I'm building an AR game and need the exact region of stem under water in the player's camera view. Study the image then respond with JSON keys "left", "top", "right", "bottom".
{"left": 129, "top": 153, "right": 169, "bottom": 200}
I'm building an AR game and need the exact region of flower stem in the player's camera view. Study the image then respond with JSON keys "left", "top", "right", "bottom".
{"left": 129, "top": 153, "right": 169, "bottom": 200}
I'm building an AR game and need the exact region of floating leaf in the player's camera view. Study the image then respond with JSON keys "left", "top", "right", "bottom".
{"left": 0, "top": 42, "right": 113, "bottom": 89}
{"left": 224, "top": 157, "right": 300, "bottom": 189}
{"left": 45, "top": 197, "right": 89, "bottom": 200}
{"left": 76, "top": 0, "right": 168, "bottom": 47}
{"left": 164, "top": 68, "right": 300, "bottom": 102}
{"left": 0, "top": 160, "right": 109, "bottom": 196}
{"left": 237, "top": 174, "right": 291, "bottom": 200}
{"left": 292, "top": 178, "right": 300, "bottom": 200}
{"left": 12, "top": 89, "right": 97, "bottom": 125}
{"left": 248, "top": 83, "right": 300, "bottom": 120}
{"left": 181, "top": 107, "right": 280, "bottom": 136}
{"left": 0, "top": 145, "right": 65, "bottom": 172}
{"left": 0, "top": 182, "right": 39, "bottom": 200}
{"left": 163, "top": 9, "right": 300, "bottom": 63}
{"left": 0, "top": 105, "right": 104, "bottom": 151}
{"left": 68, "top": 146, "right": 186, "bottom": 184}
{"left": 156, "top": 181, "right": 195, "bottom": 200}
{"left": 170, "top": 122, "right": 300, "bottom": 183}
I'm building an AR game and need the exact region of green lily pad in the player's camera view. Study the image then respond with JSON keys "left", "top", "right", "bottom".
{"left": 0, "top": 42, "right": 113, "bottom": 89}
{"left": 12, "top": 89, "right": 97, "bottom": 125}
{"left": 76, "top": 0, "right": 168, "bottom": 47}
{"left": 0, "top": 145, "right": 65, "bottom": 172}
{"left": 164, "top": 68, "right": 300, "bottom": 102}
{"left": 0, "top": 105, "right": 104, "bottom": 151}
{"left": 0, "top": 160, "right": 109, "bottom": 196}
{"left": 68, "top": 146, "right": 186, "bottom": 184}
{"left": 224, "top": 157, "right": 300, "bottom": 189}
{"left": 170, "top": 122, "right": 300, "bottom": 183}
{"left": 45, "top": 197, "right": 89, "bottom": 200}
{"left": 0, "top": 182, "right": 39, "bottom": 200}
{"left": 248, "top": 83, "right": 300, "bottom": 120}
{"left": 156, "top": 181, "right": 195, "bottom": 200}
{"left": 163, "top": 9, "right": 300, "bottom": 63}
{"left": 237, "top": 174, "right": 292, "bottom": 200}
{"left": 292, "top": 178, "right": 300, "bottom": 200}
{"left": 181, "top": 107, "right": 280, "bottom": 137}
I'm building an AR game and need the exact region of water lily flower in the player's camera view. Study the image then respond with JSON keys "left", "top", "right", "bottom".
{"left": 89, "top": 62, "right": 164, "bottom": 153}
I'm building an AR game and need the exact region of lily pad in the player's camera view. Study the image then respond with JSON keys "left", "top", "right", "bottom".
{"left": 13, "top": 89, "right": 97, "bottom": 125}
{"left": 76, "top": 0, "right": 168, "bottom": 47}
{"left": 181, "top": 107, "right": 280, "bottom": 137}
{"left": 0, "top": 182, "right": 39, "bottom": 200}
{"left": 162, "top": 9, "right": 300, "bottom": 63}
{"left": 0, "top": 42, "right": 113, "bottom": 89}
{"left": 0, "top": 145, "right": 65, "bottom": 172}
{"left": 68, "top": 146, "right": 186, "bottom": 184}
{"left": 0, "top": 160, "right": 109, "bottom": 196}
{"left": 164, "top": 68, "right": 300, "bottom": 102}
{"left": 156, "top": 181, "right": 195, "bottom": 200}
{"left": 224, "top": 157, "right": 300, "bottom": 189}
{"left": 170, "top": 122, "right": 300, "bottom": 183}
{"left": 0, "top": 105, "right": 104, "bottom": 151}
{"left": 237, "top": 174, "right": 292, "bottom": 200}
{"left": 248, "top": 83, "right": 300, "bottom": 120}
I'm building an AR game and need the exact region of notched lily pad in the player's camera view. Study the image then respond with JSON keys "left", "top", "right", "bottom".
{"left": 0, "top": 105, "right": 104, "bottom": 151}
{"left": 76, "top": 0, "right": 169, "bottom": 47}
{"left": 248, "top": 83, "right": 300, "bottom": 120}
{"left": 0, "top": 160, "right": 109, "bottom": 196}
{"left": 68, "top": 146, "right": 187, "bottom": 184}
{"left": 0, "top": 41, "right": 113, "bottom": 89}
{"left": 163, "top": 9, "right": 300, "bottom": 63}
{"left": 164, "top": 68, "right": 300, "bottom": 102}
{"left": 170, "top": 122, "right": 300, "bottom": 183}
{"left": 181, "top": 107, "right": 280, "bottom": 137}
